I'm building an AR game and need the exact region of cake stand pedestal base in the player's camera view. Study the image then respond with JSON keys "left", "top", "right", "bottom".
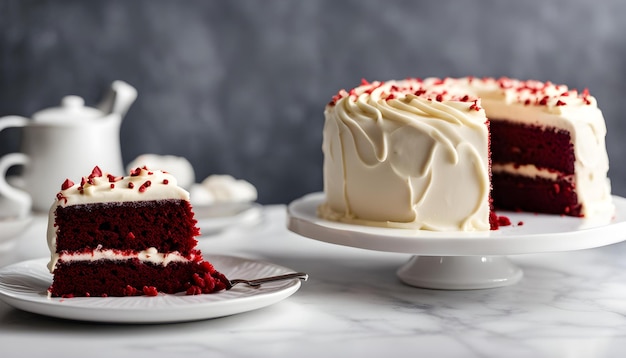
{"left": 397, "top": 255, "right": 523, "bottom": 290}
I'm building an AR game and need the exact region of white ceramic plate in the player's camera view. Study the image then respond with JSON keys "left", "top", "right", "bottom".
{"left": 0, "top": 255, "right": 302, "bottom": 324}
{"left": 194, "top": 203, "right": 263, "bottom": 236}
{"left": 288, "top": 192, "right": 626, "bottom": 256}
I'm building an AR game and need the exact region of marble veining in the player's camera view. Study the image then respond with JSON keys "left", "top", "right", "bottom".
{"left": 1, "top": 205, "right": 626, "bottom": 357}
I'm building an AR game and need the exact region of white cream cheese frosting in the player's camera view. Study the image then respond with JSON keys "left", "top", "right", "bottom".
{"left": 126, "top": 154, "right": 196, "bottom": 189}
{"left": 47, "top": 166, "right": 192, "bottom": 272}
{"left": 320, "top": 77, "right": 613, "bottom": 231}
{"left": 48, "top": 247, "right": 195, "bottom": 273}
{"left": 320, "top": 79, "right": 491, "bottom": 231}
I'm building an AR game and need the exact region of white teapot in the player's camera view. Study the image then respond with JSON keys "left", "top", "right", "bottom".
{"left": 0, "top": 81, "right": 137, "bottom": 214}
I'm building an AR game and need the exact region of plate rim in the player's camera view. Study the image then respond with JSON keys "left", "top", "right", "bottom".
{"left": 0, "top": 254, "right": 302, "bottom": 324}
{"left": 287, "top": 192, "right": 626, "bottom": 256}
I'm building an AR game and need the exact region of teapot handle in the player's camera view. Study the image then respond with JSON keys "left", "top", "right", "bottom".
{"left": 0, "top": 116, "right": 31, "bottom": 218}
{"left": 0, "top": 115, "right": 29, "bottom": 132}
{"left": 0, "top": 153, "right": 31, "bottom": 218}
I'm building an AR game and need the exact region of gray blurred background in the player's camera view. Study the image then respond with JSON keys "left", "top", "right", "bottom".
{"left": 1, "top": 0, "right": 625, "bottom": 204}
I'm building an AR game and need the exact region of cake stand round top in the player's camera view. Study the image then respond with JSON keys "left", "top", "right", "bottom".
{"left": 287, "top": 192, "right": 626, "bottom": 256}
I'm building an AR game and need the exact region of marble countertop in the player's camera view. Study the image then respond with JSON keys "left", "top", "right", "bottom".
{"left": 1, "top": 204, "right": 626, "bottom": 357}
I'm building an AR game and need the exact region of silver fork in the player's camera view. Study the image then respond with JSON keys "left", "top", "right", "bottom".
{"left": 227, "top": 272, "right": 308, "bottom": 289}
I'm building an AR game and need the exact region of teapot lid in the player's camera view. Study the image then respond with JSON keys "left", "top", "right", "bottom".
{"left": 33, "top": 96, "right": 105, "bottom": 123}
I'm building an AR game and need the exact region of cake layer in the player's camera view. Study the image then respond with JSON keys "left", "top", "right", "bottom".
{"left": 492, "top": 172, "right": 581, "bottom": 216}
{"left": 490, "top": 120, "right": 575, "bottom": 174}
{"left": 52, "top": 199, "right": 199, "bottom": 254}
{"left": 49, "top": 260, "right": 229, "bottom": 297}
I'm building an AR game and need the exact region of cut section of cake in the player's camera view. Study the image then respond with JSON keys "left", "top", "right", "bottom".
{"left": 47, "top": 166, "right": 230, "bottom": 297}
{"left": 320, "top": 77, "right": 613, "bottom": 231}
{"left": 468, "top": 77, "right": 611, "bottom": 217}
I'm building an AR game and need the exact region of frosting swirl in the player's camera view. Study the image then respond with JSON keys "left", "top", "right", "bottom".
{"left": 322, "top": 78, "right": 491, "bottom": 231}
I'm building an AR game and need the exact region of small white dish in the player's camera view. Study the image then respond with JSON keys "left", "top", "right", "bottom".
{"left": 287, "top": 192, "right": 626, "bottom": 290}
{"left": 0, "top": 254, "right": 302, "bottom": 324}
{"left": 194, "top": 202, "right": 263, "bottom": 236}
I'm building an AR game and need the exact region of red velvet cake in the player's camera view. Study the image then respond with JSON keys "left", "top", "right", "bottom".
{"left": 47, "top": 166, "right": 230, "bottom": 297}
{"left": 321, "top": 77, "right": 613, "bottom": 231}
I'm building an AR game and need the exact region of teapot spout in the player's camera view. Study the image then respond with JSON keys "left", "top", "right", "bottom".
{"left": 98, "top": 80, "right": 138, "bottom": 119}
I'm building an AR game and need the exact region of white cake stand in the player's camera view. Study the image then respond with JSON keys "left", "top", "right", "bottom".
{"left": 287, "top": 192, "right": 626, "bottom": 290}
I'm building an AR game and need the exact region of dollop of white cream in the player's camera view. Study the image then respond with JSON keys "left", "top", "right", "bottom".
{"left": 189, "top": 175, "right": 258, "bottom": 206}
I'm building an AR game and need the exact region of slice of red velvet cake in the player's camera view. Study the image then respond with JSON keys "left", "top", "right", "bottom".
{"left": 47, "top": 166, "right": 230, "bottom": 297}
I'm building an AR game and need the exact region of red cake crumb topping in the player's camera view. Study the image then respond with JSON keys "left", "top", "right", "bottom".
{"left": 142, "top": 286, "right": 159, "bottom": 296}
{"left": 489, "top": 212, "right": 512, "bottom": 230}
{"left": 184, "top": 263, "right": 231, "bottom": 295}
{"left": 90, "top": 166, "right": 103, "bottom": 178}
{"left": 138, "top": 180, "right": 152, "bottom": 193}
{"left": 495, "top": 77, "right": 595, "bottom": 107}
{"left": 497, "top": 215, "right": 512, "bottom": 227}
{"left": 56, "top": 192, "right": 67, "bottom": 204}
{"left": 328, "top": 78, "right": 483, "bottom": 111}
{"left": 61, "top": 179, "right": 74, "bottom": 190}
{"left": 107, "top": 174, "right": 122, "bottom": 182}
{"left": 130, "top": 167, "right": 142, "bottom": 176}
{"left": 123, "top": 285, "right": 138, "bottom": 296}
{"left": 329, "top": 77, "right": 595, "bottom": 109}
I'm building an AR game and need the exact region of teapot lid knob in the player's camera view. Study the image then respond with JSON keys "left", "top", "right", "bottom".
{"left": 61, "top": 95, "right": 85, "bottom": 110}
